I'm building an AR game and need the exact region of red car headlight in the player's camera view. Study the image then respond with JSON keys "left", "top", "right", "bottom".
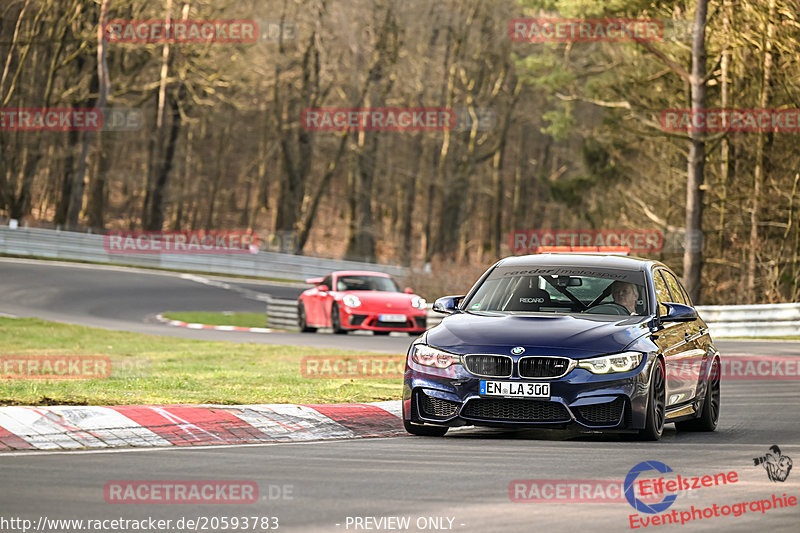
{"left": 343, "top": 294, "right": 361, "bottom": 308}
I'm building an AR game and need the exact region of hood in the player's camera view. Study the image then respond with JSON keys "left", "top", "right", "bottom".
{"left": 338, "top": 291, "right": 417, "bottom": 308}
{"left": 425, "top": 312, "right": 651, "bottom": 357}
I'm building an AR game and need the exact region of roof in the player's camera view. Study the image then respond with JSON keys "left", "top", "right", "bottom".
{"left": 328, "top": 270, "right": 393, "bottom": 277}
{"left": 497, "top": 253, "right": 655, "bottom": 271}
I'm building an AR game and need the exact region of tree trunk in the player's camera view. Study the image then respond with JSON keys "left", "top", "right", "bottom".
{"left": 717, "top": 0, "right": 733, "bottom": 251}
{"left": 745, "top": 0, "right": 776, "bottom": 303}
{"left": 142, "top": 0, "right": 174, "bottom": 229}
{"left": 87, "top": 134, "right": 111, "bottom": 229}
{"left": 400, "top": 135, "right": 423, "bottom": 266}
{"left": 682, "top": 0, "right": 709, "bottom": 303}
{"left": 54, "top": 121, "right": 81, "bottom": 225}
{"left": 146, "top": 89, "right": 183, "bottom": 229}
{"left": 172, "top": 127, "right": 194, "bottom": 230}
{"left": 85, "top": 0, "right": 111, "bottom": 230}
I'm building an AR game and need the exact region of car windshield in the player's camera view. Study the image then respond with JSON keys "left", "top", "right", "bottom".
{"left": 463, "top": 265, "right": 649, "bottom": 316}
{"left": 336, "top": 275, "right": 399, "bottom": 292}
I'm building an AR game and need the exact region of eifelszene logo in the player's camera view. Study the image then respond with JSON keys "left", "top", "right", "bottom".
{"left": 754, "top": 445, "right": 793, "bottom": 482}
{"left": 625, "top": 461, "right": 678, "bottom": 514}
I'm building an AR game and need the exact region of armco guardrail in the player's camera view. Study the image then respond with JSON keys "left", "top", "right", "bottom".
{"left": 425, "top": 304, "right": 800, "bottom": 337}
{"left": 0, "top": 226, "right": 407, "bottom": 281}
{"left": 266, "top": 299, "right": 798, "bottom": 338}
{"left": 696, "top": 303, "right": 800, "bottom": 338}
{"left": 266, "top": 299, "right": 301, "bottom": 330}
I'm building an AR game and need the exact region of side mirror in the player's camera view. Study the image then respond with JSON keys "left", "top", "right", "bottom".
{"left": 317, "top": 284, "right": 329, "bottom": 293}
{"left": 433, "top": 295, "right": 465, "bottom": 315}
{"left": 661, "top": 302, "right": 697, "bottom": 322}
{"left": 404, "top": 287, "right": 414, "bottom": 294}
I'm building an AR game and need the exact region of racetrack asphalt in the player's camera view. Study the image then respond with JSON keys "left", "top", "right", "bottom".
{"left": 1, "top": 258, "right": 799, "bottom": 532}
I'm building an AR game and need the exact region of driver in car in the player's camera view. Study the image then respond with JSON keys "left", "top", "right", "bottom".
{"left": 610, "top": 280, "right": 638, "bottom": 315}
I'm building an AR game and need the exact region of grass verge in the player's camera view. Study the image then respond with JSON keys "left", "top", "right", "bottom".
{"left": 162, "top": 311, "right": 267, "bottom": 328}
{"left": 0, "top": 317, "right": 404, "bottom": 406}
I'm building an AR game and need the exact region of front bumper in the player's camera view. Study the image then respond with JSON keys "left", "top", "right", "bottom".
{"left": 403, "top": 353, "right": 656, "bottom": 431}
{"left": 342, "top": 308, "right": 427, "bottom": 333}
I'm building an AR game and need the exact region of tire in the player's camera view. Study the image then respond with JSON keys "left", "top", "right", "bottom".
{"left": 297, "top": 303, "right": 316, "bottom": 333}
{"left": 374, "top": 331, "right": 391, "bottom": 336}
{"left": 331, "top": 304, "right": 347, "bottom": 334}
{"left": 403, "top": 418, "right": 448, "bottom": 437}
{"left": 638, "top": 358, "right": 666, "bottom": 441}
{"left": 676, "top": 358, "right": 720, "bottom": 432}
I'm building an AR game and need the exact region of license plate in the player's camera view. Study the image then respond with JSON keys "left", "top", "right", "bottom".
{"left": 480, "top": 380, "right": 550, "bottom": 399}
{"left": 379, "top": 314, "right": 406, "bottom": 322}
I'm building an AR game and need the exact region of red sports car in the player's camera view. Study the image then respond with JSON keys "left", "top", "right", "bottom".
{"left": 297, "top": 271, "right": 427, "bottom": 335}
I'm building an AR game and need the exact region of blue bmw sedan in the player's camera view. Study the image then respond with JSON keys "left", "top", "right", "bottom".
{"left": 403, "top": 254, "right": 721, "bottom": 440}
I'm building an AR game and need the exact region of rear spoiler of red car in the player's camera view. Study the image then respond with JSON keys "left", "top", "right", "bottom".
{"left": 305, "top": 277, "right": 324, "bottom": 285}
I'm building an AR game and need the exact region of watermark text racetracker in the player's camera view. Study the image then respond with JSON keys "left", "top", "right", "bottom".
{"left": 103, "top": 230, "right": 258, "bottom": 254}
{"left": 511, "top": 229, "right": 664, "bottom": 254}
{"left": 104, "top": 480, "right": 259, "bottom": 504}
{"left": 509, "top": 473, "right": 723, "bottom": 504}
{"left": 301, "top": 356, "right": 405, "bottom": 379}
{"left": 1, "top": 355, "right": 110, "bottom": 379}
{"left": 1, "top": 108, "right": 143, "bottom": 131}
{"left": 661, "top": 108, "right": 800, "bottom": 133}
{"left": 671, "top": 355, "right": 800, "bottom": 382}
{"left": 509, "top": 18, "right": 694, "bottom": 43}
{"left": 510, "top": 18, "right": 663, "bottom": 42}
{"left": 103, "top": 19, "right": 297, "bottom": 44}
{"left": 510, "top": 479, "right": 663, "bottom": 504}
{"left": 302, "top": 108, "right": 455, "bottom": 132}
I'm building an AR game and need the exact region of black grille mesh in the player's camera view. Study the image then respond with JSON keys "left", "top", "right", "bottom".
{"left": 419, "top": 393, "right": 460, "bottom": 419}
{"left": 462, "top": 399, "right": 569, "bottom": 422}
{"left": 518, "top": 357, "right": 571, "bottom": 378}
{"left": 349, "top": 315, "right": 367, "bottom": 326}
{"left": 464, "top": 355, "right": 512, "bottom": 377}
{"left": 575, "top": 398, "right": 625, "bottom": 425}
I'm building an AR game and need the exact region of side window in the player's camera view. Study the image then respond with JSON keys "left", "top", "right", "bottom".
{"left": 652, "top": 270, "right": 671, "bottom": 316}
{"left": 661, "top": 271, "right": 687, "bottom": 305}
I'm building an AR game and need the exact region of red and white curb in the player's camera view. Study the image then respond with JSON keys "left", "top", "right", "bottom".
{"left": 156, "top": 313, "right": 272, "bottom": 333}
{"left": 0, "top": 401, "right": 403, "bottom": 451}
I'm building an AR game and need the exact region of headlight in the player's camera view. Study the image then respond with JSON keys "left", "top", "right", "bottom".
{"left": 411, "top": 296, "right": 427, "bottom": 309}
{"left": 343, "top": 294, "right": 361, "bottom": 308}
{"left": 577, "top": 352, "right": 643, "bottom": 374}
{"left": 412, "top": 345, "right": 461, "bottom": 369}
